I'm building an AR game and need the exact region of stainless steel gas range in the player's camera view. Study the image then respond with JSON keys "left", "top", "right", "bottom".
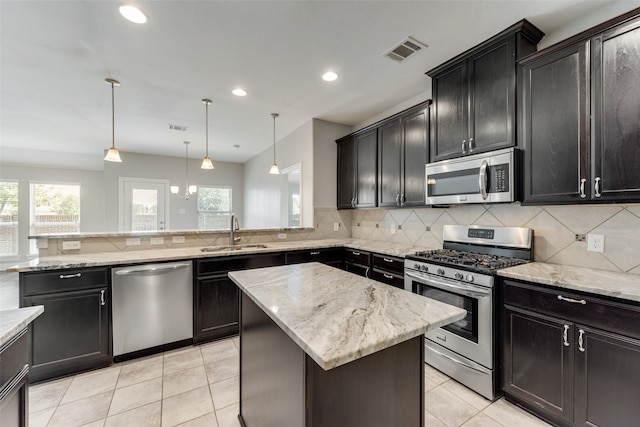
{"left": 404, "top": 225, "right": 533, "bottom": 400}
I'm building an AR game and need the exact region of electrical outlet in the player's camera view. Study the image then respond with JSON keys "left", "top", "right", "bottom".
{"left": 333, "top": 223, "right": 339, "bottom": 232}
{"left": 126, "top": 238, "right": 141, "bottom": 246}
{"left": 150, "top": 237, "right": 164, "bottom": 245}
{"left": 172, "top": 236, "right": 185, "bottom": 244}
{"left": 390, "top": 224, "right": 396, "bottom": 234}
{"left": 62, "top": 241, "right": 81, "bottom": 250}
{"left": 278, "top": 233, "right": 287, "bottom": 240}
{"left": 587, "top": 234, "right": 605, "bottom": 253}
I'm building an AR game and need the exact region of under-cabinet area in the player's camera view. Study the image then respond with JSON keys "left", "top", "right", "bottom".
{"left": 501, "top": 277, "right": 640, "bottom": 427}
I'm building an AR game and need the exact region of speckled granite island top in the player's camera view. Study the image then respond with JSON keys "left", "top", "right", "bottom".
{"left": 0, "top": 306, "right": 44, "bottom": 347}
{"left": 498, "top": 262, "right": 640, "bottom": 303}
{"left": 229, "top": 262, "right": 466, "bottom": 371}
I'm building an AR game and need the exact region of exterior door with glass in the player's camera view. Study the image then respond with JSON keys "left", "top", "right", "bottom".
{"left": 122, "top": 180, "right": 168, "bottom": 231}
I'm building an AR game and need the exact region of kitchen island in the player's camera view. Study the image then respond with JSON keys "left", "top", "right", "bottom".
{"left": 229, "top": 262, "right": 466, "bottom": 427}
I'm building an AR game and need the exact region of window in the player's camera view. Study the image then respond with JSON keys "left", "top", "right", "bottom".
{"left": 198, "top": 186, "right": 232, "bottom": 230}
{"left": 0, "top": 181, "right": 19, "bottom": 256}
{"left": 31, "top": 183, "right": 80, "bottom": 241}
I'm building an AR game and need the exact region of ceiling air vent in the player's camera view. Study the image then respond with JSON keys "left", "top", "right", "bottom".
{"left": 384, "top": 37, "right": 428, "bottom": 63}
{"left": 168, "top": 124, "right": 188, "bottom": 131}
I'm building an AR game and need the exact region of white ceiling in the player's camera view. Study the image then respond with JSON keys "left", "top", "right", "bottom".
{"left": 0, "top": 0, "right": 630, "bottom": 170}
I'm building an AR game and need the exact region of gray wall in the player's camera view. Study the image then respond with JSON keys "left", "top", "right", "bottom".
{"left": 312, "top": 119, "right": 352, "bottom": 208}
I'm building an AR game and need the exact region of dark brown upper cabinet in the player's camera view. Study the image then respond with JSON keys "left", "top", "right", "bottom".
{"left": 521, "top": 8, "right": 640, "bottom": 204}
{"left": 428, "top": 20, "right": 544, "bottom": 162}
{"left": 337, "top": 129, "right": 378, "bottom": 209}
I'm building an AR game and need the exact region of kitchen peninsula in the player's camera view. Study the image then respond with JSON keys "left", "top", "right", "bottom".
{"left": 229, "top": 262, "right": 466, "bottom": 427}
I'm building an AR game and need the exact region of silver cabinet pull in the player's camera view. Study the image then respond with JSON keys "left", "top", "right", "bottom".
{"left": 469, "top": 137, "right": 474, "bottom": 152}
{"left": 563, "top": 325, "right": 570, "bottom": 347}
{"left": 59, "top": 273, "right": 81, "bottom": 279}
{"left": 594, "top": 177, "right": 602, "bottom": 198}
{"left": 365, "top": 267, "right": 370, "bottom": 278}
{"left": 461, "top": 139, "right": 467, "bottom": 155}
{"left": 383, "top": 273, "right": 394, "bottom": 279}
{"left": 579, "top": 178, "right": 587, "bottom": 198}
{"left": 383, "top": 257, "right": 394, "bottom": 263}
{"left": 395, "top": 194, "right": 400, "bottom": 207}
{"left": 352, "top": 251, "right": 361, "bottom": 256}
{"left": 557, "top": 295, "right": 587, "bottom": 305}
{"left": 400, "top": 193, "right": 405, "bottom": 206}
{"left": 310, "top": 251, "right": 320, "bottom": 255}
{"left": 100, "top": 289, "right": 106, "bottom": 306}
{"left": 479, "top": 160, "right": 489, "bottom": 200}
{"left": 578, "top": 329, "right": 586, "bottom": 352}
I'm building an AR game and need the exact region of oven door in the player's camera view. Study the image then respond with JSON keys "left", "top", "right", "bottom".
{"left": 404, "top": 270, "right": 493, "bottom": 368}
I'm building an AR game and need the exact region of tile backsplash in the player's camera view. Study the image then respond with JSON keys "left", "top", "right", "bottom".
{"left": 351, "top": 203, "right": 640, "bottom": 275}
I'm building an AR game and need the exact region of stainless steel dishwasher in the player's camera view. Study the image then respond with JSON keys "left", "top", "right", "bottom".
{"left": 112, "top": 261, "right": 193, "bottom": 357}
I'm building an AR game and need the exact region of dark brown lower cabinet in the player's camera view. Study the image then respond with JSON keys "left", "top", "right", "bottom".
{"left": 502, "top": 279, "right": 640, "bottom": 427}
{"left": 0, "top": 328, "right": 29, "bottom": 427}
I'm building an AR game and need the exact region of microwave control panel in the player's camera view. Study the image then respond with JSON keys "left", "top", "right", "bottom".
{"left": 490, "top": 164, "right": 509, "bottom": 192}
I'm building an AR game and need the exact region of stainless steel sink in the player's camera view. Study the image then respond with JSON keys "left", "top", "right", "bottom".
{"left": 200, "top": 244, "right": 269, "bottom": 253}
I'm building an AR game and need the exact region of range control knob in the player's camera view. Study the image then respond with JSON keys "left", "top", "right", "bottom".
{"left": 436, "top": 268, "right": 445, "bottom": 275}
{"left": 454, "top": 272, "right": 464, "bottom": 280}
{"left": 414, "top": 263, "right": 420, "bottom": 270}
{"left": 465, "top": 274, "right": 475, "bottom": 283}
{"left": 421, "top": 265, "right": 429, "bottom": 273}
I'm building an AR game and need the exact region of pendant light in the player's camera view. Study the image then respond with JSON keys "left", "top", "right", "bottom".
{"left": 104, "top": 78, "right": 122, "bottom": 162}
{"left": 171, "top": 141, "right": 197, "bottom": 199}
{"left": 269, "top": 113, "right": 280, "bottom": 175}
{"left": 201, "top": 98, "right": 214, "bottom": 169}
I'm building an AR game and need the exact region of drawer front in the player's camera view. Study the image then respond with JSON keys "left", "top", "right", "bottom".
{"left": 285, "top": 248, "right": 344, "bottom": 265}
{"left": 371, "top": 254, "right": 404, "bottom": 275}
{"left": 0, "top": 328, "right": 29, "bottom": 390}
{"left": 344, "top": 249, "right": 370, "bottom": 265}
{"left": 370, "top": 269, "right": 404, "bottom": 289}
{"left": 503, "top": 279, "right": 640, "bottom": 341}
{"left": 21, "top": 267, "right": 109, "bottom": 296}
{"left": 197, "top": 253, "right": 285, "bottom": 276}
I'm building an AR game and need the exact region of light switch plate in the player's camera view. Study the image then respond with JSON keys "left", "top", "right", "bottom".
{"left": 62, "top": 241, "right": 81, "bottom": 250}
{"left": 126, "top": 238, "right": 141, "bottom": 246}
{"left": 150, "top": 237, "right": 164, "bottom": 245}
{"left": 587, "top": 234, "right": 605, "bottom": 253}
{"left": 172, "top": 236, "right": 185, "bottom": 244}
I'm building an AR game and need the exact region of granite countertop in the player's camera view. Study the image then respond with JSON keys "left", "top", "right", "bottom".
{"left": 0, "top": 306, "right": 44, "bottom": 347}
{"left": 498, "top": 262, "right": 640, "bottom": 303}
{"left": 229, "top": 262, "right": 466, "bottom": 371}
{"left": 5, "top": 238, "right": 427, "bottom": 273}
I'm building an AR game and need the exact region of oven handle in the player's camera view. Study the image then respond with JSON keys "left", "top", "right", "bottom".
{"left": 428, "top": 345, "right": 488, "bottom": 375}
{"left": 479, "top": 160, "right": 489, "bottom": 200}
{"left": 405, "top": 271, "right": 491, "bottom": 298}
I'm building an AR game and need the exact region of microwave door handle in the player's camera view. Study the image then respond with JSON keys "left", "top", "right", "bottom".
{"left": 479, "top": 160, "right": 489, "bottom": 200}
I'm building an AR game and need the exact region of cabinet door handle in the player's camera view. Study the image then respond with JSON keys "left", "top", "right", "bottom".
{"left": 594, "top": 177, "right": 602, "bottom": 198}
{"left": 578, "top": 329, "right": 586, "bottom": 352}
{"left": 310, "top": 251, "right": 320, "bottom": 255}
{"left": 579, "top": 178, "right": 587, "bottom": 198}
{"left": 563, "top": 325, "right": 570, "bottom": 347}
{"left": 383, "top": 257, "right": 394, "bottom": 263}
{"left": 383, "top": 273, "right": 394, "bottom": 279}
{"left": 461, "top": 139, "right": 467, "bottom": 155}
{"left": 400, "top": 193, "right": 405, "bottom": 206}
{"left": 365, "top": 267, "right": 370, "bottom": 278}
{"left": 557, "top": 295, "right": 586, "bottom": 305}
{"left": 469, "top": 137, "right": 474, "bottom": 153}
{"left": 59, "top": 273, "right": 81, "bottom": 279}
{"left": 100, "top": 289, "right": 106, "bottom": 306}
{"left": 395, "top": 194, "right": 400, "bottom": 207}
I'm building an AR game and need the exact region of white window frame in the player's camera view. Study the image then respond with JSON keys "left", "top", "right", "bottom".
{"left": 0, "top": 180, "right": 20, "bottom": 258}
{"left": 197, "top": 185, "right": 233, "bottom": 230}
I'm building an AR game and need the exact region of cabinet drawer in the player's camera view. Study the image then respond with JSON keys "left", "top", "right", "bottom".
{"left": 345, "top": 262, "right": 369, "bottom": 278}
{"left": 371, "top": 254, "right": 404, "bottom": 275}
{"left": 197, "top": 253, "right": 285, "bottom": 276}
{"left": 285, "top": 248, "right": 344, "bottom": 265}
{"left": 370, "top": 269, "right": 404, "bottom": 289}
{"left": 0, "top": 328, "right": 29, "bottom": 390}
{"left": 503, "top": 279, "right": 640, "bottom": 341}
{"left": 21, "top": 267, "right": 108, "bottom": 296}
{"left": 344, "top": 249, "right": 370, "bottom": 265}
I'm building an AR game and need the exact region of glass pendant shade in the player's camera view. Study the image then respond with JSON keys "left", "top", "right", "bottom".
{"left": 269, "top": 163, "right": 280, "bottom": 175}
{"left": 104, "top": 147, "right": 122, "bottom": 162}
{"left": 201, "top": 156, "right": 214, "bottom": 170}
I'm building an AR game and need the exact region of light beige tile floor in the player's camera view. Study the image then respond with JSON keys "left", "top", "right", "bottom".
{"left": 29, "top": 336, "right": 551, "bottom": 427}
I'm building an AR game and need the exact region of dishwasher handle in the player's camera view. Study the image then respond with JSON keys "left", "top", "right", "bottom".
{"left": 115, "top": 263, "right": 191, "bottom": 276}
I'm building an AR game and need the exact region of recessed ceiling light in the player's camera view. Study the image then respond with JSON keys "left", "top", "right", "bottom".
{"left": 233, "top": 144, "right": 241, "bottom": 149}
{"left": 322, "top": 71, "right": 338, "bottom": 82}
{"left": 119, "top": 4, "right": 147, "bottom": 24}
{"left": 232, "top": 88, "right": 247, "bottom": 97}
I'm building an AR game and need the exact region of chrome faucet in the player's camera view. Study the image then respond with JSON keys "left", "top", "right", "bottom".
{"left": 230, "top": 214, "right": 240, "bottom": 245}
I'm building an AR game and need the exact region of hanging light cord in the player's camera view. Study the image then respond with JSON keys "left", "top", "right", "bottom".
{"left": 110, "top": 81, "right": 115, "bottom": 149}
{"left": 205, "top": 101, "right": 209, "bottom": 157}
{"left": 272, "top": 113, "right": 278, "bottom": 163}
{"left": 185, "top": 142, "right": 189, "bottom": 191}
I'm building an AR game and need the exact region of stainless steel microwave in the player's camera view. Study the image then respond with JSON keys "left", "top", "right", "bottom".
{"left": 425, "top": 147, "right": 517, "bottom": 205}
